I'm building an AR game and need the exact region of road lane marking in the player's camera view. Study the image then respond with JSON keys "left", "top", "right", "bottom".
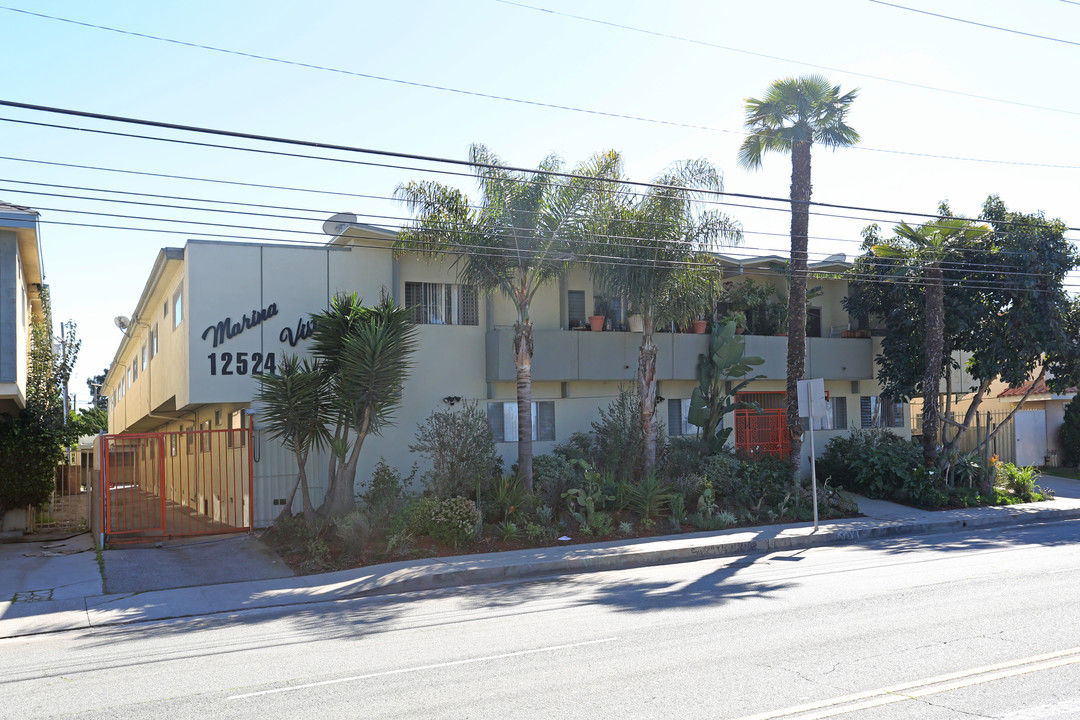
{"left": 227, "top": 637, "right": 618, "bottom": 699}
{"left": 731, "top": 646, "right": 1080, "bottom": 720}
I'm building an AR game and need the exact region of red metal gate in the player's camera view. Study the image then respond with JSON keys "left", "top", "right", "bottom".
{"left": 735, "top": 391, "right": 792, "bottom": 459}
{"left": 101, "top": 426, "right": 254, "bottom": 544}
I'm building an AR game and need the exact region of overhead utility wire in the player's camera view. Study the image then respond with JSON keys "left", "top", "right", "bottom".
{"left": 20, "top": 199, "right": 1063, "bottom": 284}
{"left": 2, "top": 103, "right": 1077, "bottom": 236}
{"left": 31, "top": 213, "right": 1071, "bottom": 295}
{"left": 6, "top": 177, "right": 1057, "bottom": 263}
{"left": 7, "top": 2, "right": 1079, "bottom": 124}
{"left": 6, "top": 186, "right": 1048, "bottom": 274}
{"left": 867, "top": 0, "right": 1080, "bottom": 47}
{"left": 495, "top": 1, "right": 1080, "bottom": 117}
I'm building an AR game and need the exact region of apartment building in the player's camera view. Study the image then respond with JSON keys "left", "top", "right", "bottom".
{"left": 101, "top": 218, "right": 904, "bottom": 523}
{"left": 0, "top": 201, "right": 45, "bottom": 415}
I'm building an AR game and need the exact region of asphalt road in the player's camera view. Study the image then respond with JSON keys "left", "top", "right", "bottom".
{"left": 5, "top": 520, "right": 1080, "bottom": 719}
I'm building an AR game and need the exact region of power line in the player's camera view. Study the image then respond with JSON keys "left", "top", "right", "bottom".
{"left": 3, "top": 3, "right": 1080, "bottom": 157}
{"left": 495, "top": 1, "right": 1080, "bottom": 117}
{"left": 25, "top": 206, "right": 1075, "bottom": 292}
{"left": 1, "top": 103, "right": 1077, "bottom": 237}
{"left": 867, "top": 0, "right": 1080, "bottom": 47}
{"left": 6, "top": 176, "right": 1063, "bottom": 271}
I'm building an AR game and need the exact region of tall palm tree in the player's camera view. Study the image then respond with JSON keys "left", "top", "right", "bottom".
{"left": 738, "top": 75, "right": 859, "bottom": 480}
{"left": 873, "top": 216, "right": 990, "bottom": 468}
{"left": 589, "top": 159, "right": 741, "bottom": 472}
{"left": 396, "top": 144, "right": 620, "bottom": 491}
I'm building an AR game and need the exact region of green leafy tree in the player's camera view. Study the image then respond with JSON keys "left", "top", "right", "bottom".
{"left": 738, "top": 75, "right": 859, "bottom": 480}
{"left": 72, "top": 406, "right": 108, "bottom": 435}
{"left": 86, "top": 369, "right": 108, "bottom": 410}
{"left": 396, "top": 144, "right": 620, "bottom": 491}
{"left": 848, "top": 196, "right": 1079, "bottom": 464}
{"left": 587, "top": 158, "right": 741, "bottom": 472}
{"left": 1060, "top": 397, "right": 1080, "bottom": 468}
{"left": 0, "top": 287, "right": 80, "bottom": 514}
{"left": 870, "top": 208, "right": 991, "bottom": 468}
{"left": 687, "top": 320, "right": 765, "bottom": 452}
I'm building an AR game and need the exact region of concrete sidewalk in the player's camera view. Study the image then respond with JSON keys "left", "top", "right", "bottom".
{"left": 4, "top": 475, "right": 1080, "bottom": 639}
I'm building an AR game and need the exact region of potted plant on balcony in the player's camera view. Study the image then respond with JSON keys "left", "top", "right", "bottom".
{"left": 722, "top": 279, "right": 786, "bottom": 336}
{"left": 720, "top": 310, "right": 746, "bottom": 334}
{"left": 590, "top": 297, "right": 610, "bottom": 332}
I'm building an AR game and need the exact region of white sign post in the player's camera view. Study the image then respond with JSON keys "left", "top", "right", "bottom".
{"left": 797, "top": 378, "right": 828, "bottom": 530}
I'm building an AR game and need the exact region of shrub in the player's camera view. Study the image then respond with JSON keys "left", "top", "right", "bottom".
{"left": 358, "top": 459, "right": 413, "bottom": 539}
{"left": 1061, "top": 397, "right": 1080, "bottom": 468}
{"left": 994, "top": 463, "right": 1048, "bottom": 502}
{"left": 817, "top": 429, "right": 921, "bottom": 499}
{"left": 410, "top": 402, "right": 502, "bottom": 499}
{"left": 590, "top": 384, "right": 666, "bottom": 482}
{"left": 403, "top": 497, "right": 440, "bottom": 537}
{"left": 900, "top": 466, "right": 948, "bottom": 509}
{"left": 335, "top": 510, "right": 371, "bottom": 557}
{"left": 483, "top": 475, "right": 528, "bottom": 523}
{"left": 533, "top": 453, "right": 580, "bottom": 510}
{"left": 427, "top": 497, "right": 482, "bottom": 547}
{"left": 660, "top": 436, "right": 707, "bottom": 483}
{"left": 625, "top": 470, "right": 672, "bottom": 524}
{"left": 554, "top": 431, "right": 598, "bottom": 466}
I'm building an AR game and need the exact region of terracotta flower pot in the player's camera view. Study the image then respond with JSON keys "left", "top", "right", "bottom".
{"left": 692, "top": 320, "right": 708, "bottom": 333}
{"left": 589, "top": 315, "right": 605, "bottom": 332}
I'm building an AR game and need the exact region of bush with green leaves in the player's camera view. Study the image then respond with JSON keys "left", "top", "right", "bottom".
{"left": 427, "top": 497, "right": 482, "bottom": 547}
{"left": 660, "top": 436, "right": 708, "bottom": 484}
{"left": 993, "top": 462, "right": 1050, "bottom": 503}
{"left": 410, "top": 402, "right": 502, "bottom": 499}
{"left": 335, "top": 510, "right": 371, "bottom": 557}
{"left": 590, "top": 384, "right": 665, "bottom": 482}
{"left": 900, "top": 466, "right": 948, "bottom": 509}
{"left": 1060, "top": 397, "right": 1080, "bottom": 468}
{"left": 482, "top": 475, "right": 528, "bottom": 523}
{"left": 816, "top": 429, "right": 921, "bottom": 499}
{"left": 532, "top": 453, "right": 581, "bottom": 511}
{"left": 624, "top": 471, "right": 672, "bottom": 526}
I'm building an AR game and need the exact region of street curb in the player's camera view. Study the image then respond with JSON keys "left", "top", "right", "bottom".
{"left": 4, "top": 502, "right": 1080, "bottom": 639}
{"left": 327, "top": 503, "right": 1080, "bottom": 600}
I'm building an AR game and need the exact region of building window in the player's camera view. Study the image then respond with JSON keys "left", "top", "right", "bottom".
{"left": 173, "top": 287, "right": 183, "bottom": 329}
{"left": 199, "top": 420, "right": 212, "bottom": 452}
{"left": 404, "top": 282, "right": 478, "bottom": 325}
{"left": 141, "top": 345, "right": 147, "bottom": 371}
{"left": 186, "top": 426, "right": 195, "bottom": 455}
{"left": 151, "top": 324, "right": 158, "bottom": 358}
{"left": 170, "top": 434, "right": 178, "bottom": 457}
{"left": 568, "top": 290, "right": 586, "bottom": 329}
{"left": 214, "top": 410, "right": 222, "bottom": 426}
{"left": 487, "top": 401, "right": 555, "bottom": 442}
{"left": 131, "top": 360, "right": 137, "bottom": 383}
{"left": 831, "top": 396, "right": 848, "bottom": 430}
{"left": 667, "top": 398, "right": 694, "bottom": 436}
{"left": 228, "top": 410, "right": 248, "bottom": 448}
{"left": 861, "top": 396, "right": 904, "bottom": 428}
{"left": 806, "top": 308, "right": 822, "bottom": 338}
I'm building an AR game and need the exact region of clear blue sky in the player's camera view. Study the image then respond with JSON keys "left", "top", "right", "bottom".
{"left": 2, "top": 0, "right": 1077, "bottom": 404}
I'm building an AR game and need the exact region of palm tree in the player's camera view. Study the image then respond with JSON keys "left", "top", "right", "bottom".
{"left": 307, "top": 293, "right": 418, "bottom": 518}
{"left": 396, "top": 144, "right": 620, "bottom": 491}
{"left": 588, "top": 159, "right": 741, "bottom": 472}
{"left": 873, "top": 215, "right": 990, "bottom": 468}
{"left": 255, "top": 355, "right": 331, "bottom": 525}
{"left": 738, "top": 75, "right": 859, "bottom": 480}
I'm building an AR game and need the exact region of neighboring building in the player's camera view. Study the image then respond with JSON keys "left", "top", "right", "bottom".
{"left": 997, "top": 379, "right": 1076, "bottom": 467}
{"left": 101, "top": 220, "right": 904, "bottom": 524}
{"left": 0, "top": 201, "right": 45, "bottom": 415}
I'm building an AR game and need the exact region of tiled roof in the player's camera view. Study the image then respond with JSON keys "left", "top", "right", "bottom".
{"left": 998, "top": 381, "right": 1077, "bottom": 397}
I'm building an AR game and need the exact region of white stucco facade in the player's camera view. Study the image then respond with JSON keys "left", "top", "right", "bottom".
{"left": 102, "top": 223, "right": 904, "bottom": 515}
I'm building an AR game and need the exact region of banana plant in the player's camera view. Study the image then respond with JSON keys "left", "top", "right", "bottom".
{"left": 687, "top": 320, "right": 764, "bottom": 452}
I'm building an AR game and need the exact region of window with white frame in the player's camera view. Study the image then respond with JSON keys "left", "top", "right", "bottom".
{"left": 131, "top": 360, "right": 137, "bottom": 383}
{"left": 151, "top": 324, "right": 158, "bottom": 358}
{"left": 141, "top": 344, "right": 147, "bottom": 371}
{"left": 487, "top": 401, "right": 555, "bottom": 442}
{"left": 228, "top": 410, "right": 248, "bottom": 448}
{"left": 404, "top": 282, "right": 478, "bottom": 325}
{"left": 172, "top": 287, "right": 183, "bottom": 329}
{"left": 860, "top": 396, "right": 904, "bottom": 428}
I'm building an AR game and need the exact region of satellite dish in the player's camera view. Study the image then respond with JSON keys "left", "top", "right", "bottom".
{"left": 322, "top": 212, "right": 357, "bottom": 236}
{"left": 114, "top": 316, "right": 130, "bottom": 331}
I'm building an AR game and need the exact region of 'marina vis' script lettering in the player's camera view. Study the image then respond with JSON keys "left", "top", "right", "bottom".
{"left": 280, "top": 318, "right": 316, "bottom": 347}
{"left": 201, "top": 303, "right": 279, "bottom": 347}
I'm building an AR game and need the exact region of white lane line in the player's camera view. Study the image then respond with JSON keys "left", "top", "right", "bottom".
{"left": 731, "top": 646, "right": 1080, "bottom": 720}
{"left": 228, "top": 637, "right": 618, "bottom": 700}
